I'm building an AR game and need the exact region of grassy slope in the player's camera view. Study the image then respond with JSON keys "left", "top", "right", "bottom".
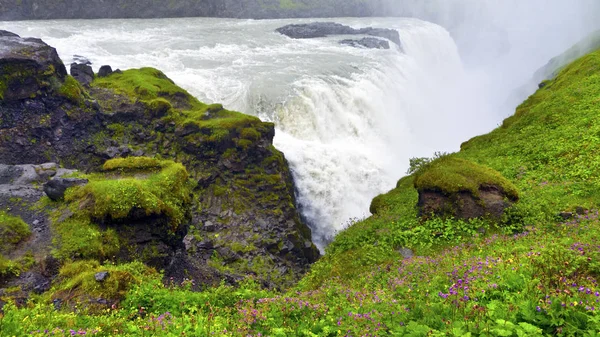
{"left": 2, "top": 46, "right": 600, "bottom": 337}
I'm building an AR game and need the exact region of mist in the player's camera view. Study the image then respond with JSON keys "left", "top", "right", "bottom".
{"left": 380, "top": 0, "right": 600, "bottom": 120}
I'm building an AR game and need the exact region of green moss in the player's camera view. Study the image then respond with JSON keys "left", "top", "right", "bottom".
{"left": 102, "top": 157, "right": 162, "bottom": 172}
{"left": 92, "top": 67, "right": 202, "bottom": 110}
{"left": 413, "top": 156, "right": 519, "bottom": 199}
{"left": 57, "top": 75, "right": 87, "bottom": 104}
{"left": 240, "top": 127, "right": 261, "bottom": 141}
{"left": 50, "top": 260, "right": 157, "bottom": 308}
{"left": 0, "top": 211, "right": 31, "bottom": 249}
{"left": 146, "top": 97, "right": 173, "bottom": 116}
{"left": 66, "top": 158, "right": 192, "bottom": 230}
{"left": 91, "top": 67, "right": 265, "bottom": 147}
{"left": 52, "top": 216, "right": 120, "bottom": 261}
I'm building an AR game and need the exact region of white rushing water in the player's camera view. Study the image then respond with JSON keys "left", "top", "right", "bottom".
{"left": 1, "top": 11, "right": 596, "bottom": 249}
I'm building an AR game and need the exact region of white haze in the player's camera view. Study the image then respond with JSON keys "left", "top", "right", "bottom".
{"left": 1, "top": 2, "right": 599, "bottom": 250}
{"left": 390, "top": 0, "right": 600, "bottom": 112}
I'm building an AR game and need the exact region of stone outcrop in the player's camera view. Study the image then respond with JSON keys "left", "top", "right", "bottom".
{"left": 340, "top": 37, "right": 390, "bottom": 49}
{"left": 413, "top": 157, "right": 519, "bottom": 221}
{"left": 0, "top": 31, "right": 319, "bottom": 298}
{"left": 276, "top": 22, "right": 401, "bottom": 47}
{"left": 0, "top": 31, "right": 67, "bottom": 101}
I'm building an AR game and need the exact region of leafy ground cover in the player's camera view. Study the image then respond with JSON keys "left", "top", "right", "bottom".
{"left": 2, "top": 40, "right": 600, "bottom": 337}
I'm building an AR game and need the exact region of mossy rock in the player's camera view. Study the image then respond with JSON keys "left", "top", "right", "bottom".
{"left": 0, "top": 211, "right": 31, "bottom": 250}
{"left": 49, "top": 260, "right": 156, "bottom": 311}
{"left": 65, "top": 157, "right": 193, "bottom": 230}
{"left": 0, "top": 34, "right": 67, "bottom": 101}
{"left": 414, "top": 156, "right": 519, "bottom": 199}
{"left": 414, "top": 156, "right": 518, "bottom": 220}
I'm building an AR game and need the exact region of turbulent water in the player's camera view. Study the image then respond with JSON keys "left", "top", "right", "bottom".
{"left": 1, "top": 14, "right": 596, "bottom": 249}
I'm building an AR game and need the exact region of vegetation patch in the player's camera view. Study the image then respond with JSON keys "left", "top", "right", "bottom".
{"left": 66, "top": 158, "right": 192, "bottom": 230}
{"left": 91, "top": 67, "right": 267, "bottom": 147}
{"left": 49, "top": 260, "right": 156, "bottom": 310}
{"left": 413, "top": 155, "right": 519, "bottom": 199}
{"left": 57, "top": 75, "right": 87, "bottom": 104}
{"left": 0, "top": 211, "right": 31, "bottom": 250}
{"left": 101, "top": 156, "right": 163, "bottom": 172}
{"left": 52, "top": 216, "right": 120, "bottom": 261}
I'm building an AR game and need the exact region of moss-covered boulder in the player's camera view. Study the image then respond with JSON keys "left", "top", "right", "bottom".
{"left": 414, "top": 156, "right": 519, "bottom": 220}
{"left": 0, "top": 31, "right": 67, "bottom": 101}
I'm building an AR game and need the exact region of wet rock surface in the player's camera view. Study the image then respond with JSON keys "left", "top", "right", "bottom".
{"left": 276, "top": 22, "right": 401, "bottom": 47}
{"left": 340, "top": 37, "right": 390, "bottom": 49}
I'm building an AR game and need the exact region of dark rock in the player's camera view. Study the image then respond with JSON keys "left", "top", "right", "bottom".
{"left": 103, "top": 146, "right": 131, "bottom": 159}
{"left": 417, "top": 186, "right": 516, "bottom": 221}
{"left": 576, "top": 206, "right": 586, "bottom": 215}
{"left": 559, "top": 212, "right": 574, "bottom": 220}
{"left": 398, "top": 247, "right": 414, "bottom": 259}
{"left": 43, "top": 178, "right": 89, "bottom": 201}
{"left": 70, "top": 62, "right": 94, "bottom": 86}
{"left": 53, "top": 298, "right": 62, "bottom": 310}
{"left": 198, "top": 240, "right": 214, "bottom": 250}
{"left": 0, "top": 30, "right": 19, "bottom": 37}
{"left": 96, "top": 298, "right": 109, "bottom": 305}
{"left": 276, "top": 22, "right": 401, "bottom": 47}
{"left": 203, "top": 221, "right": 216, "bottom": 232}
{"left": 98, "top": 65, "right": 113, "bottom": 77}
{"left": 0, "top": 33, "right": 67, "bottom": 101}
{"left": 95, "top": 271, "right": 109, "bottom": 282}
{"left": 340, "top": 37, "right": 390, "bottom": 49}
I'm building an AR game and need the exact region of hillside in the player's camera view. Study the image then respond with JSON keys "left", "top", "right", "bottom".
{"left": 2, "top": 33, "right": 600, "bottom": 337}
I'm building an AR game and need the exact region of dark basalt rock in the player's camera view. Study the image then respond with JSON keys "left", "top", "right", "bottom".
{"left": 340, "top": 37, "right": 390, "bottom": 49}
{"left": 70, "top": 62, "right": 94, "bottom": 86}
{"left": 43, "top": 178, "right": 89, "bottom": 201}
{"left": 0, "top": 31, "right": 67, "bottom": 101}
{"left": 417, "top": 186, "right": 515, "bottom": 221}
{"left": 0, "top": 30, "right": 19, "bottom": 37}
{"left": 94, "top": 271, "right": 109, "bottom": 282}
{"left": 276, "top": 22, "right": 401, "bottom": 47}
{"left": 98, "top": 65, "right": 113, "bottom": 77}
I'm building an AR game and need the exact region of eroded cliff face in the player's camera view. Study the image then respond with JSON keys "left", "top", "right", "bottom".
{"left": 0, "top": 31, "right": 319, "bottom": 302}
{"left": 0, "top": 0, "right": 384, "bottom": 20}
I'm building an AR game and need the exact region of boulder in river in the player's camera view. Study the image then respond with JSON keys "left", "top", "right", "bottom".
{"left": 276, "top": 22, "right": 401, "bottom": 47}
{"left": 340, "top": 37, "right": 390, "bottom": 49}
